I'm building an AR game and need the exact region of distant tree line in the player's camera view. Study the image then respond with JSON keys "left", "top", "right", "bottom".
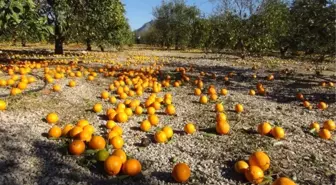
{"left": 0, "top": 0, "right": 133, "bottom": 54}
{"left": 139, "top": 0, "right": 336, "bottom": 58}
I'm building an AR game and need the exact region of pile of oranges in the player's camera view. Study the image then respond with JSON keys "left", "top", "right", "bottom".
{"left": 257, "top": 122, "right": 285, "bottom": 140}
{"left": 310, "top": 120, "right": 335, "bottom": 140}
{"left": 234, "top": 151, "right": 296, "bottom": 184}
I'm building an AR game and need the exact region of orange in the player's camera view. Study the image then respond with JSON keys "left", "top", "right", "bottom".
{"left": 112, "top": 125, "right": 123, "bottom": 135}
{"left": 77, "top": 130, "right": 92, "bottom": 142}
{"left": 249, "top": 89, "right": 256, "bottom": 96}
{"left": 184, "top": 123, "right": 196, "bottom": 134}
{"left": 69, "top": 140, "right": 85, "bottom": 155}
{"left": 267, "top": 74, "right": 274, "bottom": 81}
{"left": 68, "top": 80, "right": 76, "bottom": 87}
{"left": 257, "top": 122, "right": 272, "bottom": 136}
{"left": 147, "top": 106, "right": 156, "bottom": 115}
{"left": 106, "top": 120, "right": 116, "bottom": 129}
{"left": 248, "top": 151, "right": 270, "bottom": 171}
{"left": 271, "top": 126, "right": 285, "bottom": 140}
{"left": 101, "top": 91, "right": 110, "bottom": 99}
{"left": 296, "top": 93, "right": 304, "bottom": 100}
{"left": 154, "top": 131, "right": 167, "bottom": 143}
{"left": 194, "top": 88, "right": 202, "bottom": 96}
{"left": 135, "top": 106, "right": 143, "bottom": 115}
{"left": 140, "top": 120, "right": 151, "bottom": 132}
{"left": 244, "top": 165, "right": 264, "bottom": 184}
{"left": 216, "top": 120, "right": 230, "bottom": 135}
{"left": 125, "top": 108, "right": 133, "bottom": 116}
{"left": 199, "top": 95, "right": 208, "bottom": 104}
{"left": 162, "top": 126, "right": 174, "bottom": 139}
{"left": 220, "top": 88, "right": 228, "bottom": 95}
{"left": 46, "top": 113, "right": 59, "bottom": 124}
{"left": 152, "top": 101, "right": 161, "bottom": 110}
{"left": 165, "top": 104, "right": 176, "bottom": 115}
{"left": 17, "top": 82, "right": 27, "bottom": 90}
{"left": 93, "top": 103, "right": 103, "bottom": 113}
{"left": 323, "top": 120, "right": 335, "bottom": 131}
{"left": 0, "top": 99, "right": 6, "bottom": 110}
{"left": 48, "top": 126, "right": 62, "bottom": 138}
{"left": 69, "top": 126, "right": 83, "bottom": 138}
{"left": 310, "top": 122, "right": 320, "bottom": 132}
{"left": 109, "top": 96, "right": 117, "bottom": 104}
{"left": 210, "top": 93, "right": 218, "bottom": 101}
{"left": 110, "top": 136, "right": 124, "bottom": 149}
{"left": 216, "top": 112, "right": 227, "bottom": 121}
{"left": 10, "top": 87, "right": 22, "bottom": 95}
{"left": 319, "top": 129, "right": 331, "bottom": 140}
{"left": 104, "top": 155, "right": 123, "bottom": 176}
{"left": 234, "top": 160, "right": 249, "bottom": 173}
{"left": 172, "top": 163, "right": 191, "bottom": 183}
{"left": 303, "top": 100, "right": 310, "bottom": 108}
{"left": 107, "top": 130, "right": 120, "bottom": 139}
{"left": 76, "top": 119, "right": 89, "bottom": 128}
{"left": 89, "top": 135, "right": 106, "bottom": 150}
{"left": 272, "top": 177, "right": 296, "bottom": 185}
{"left": 115, "top": 112, "right": 128, "bottom": 123}
{"left": 96, "top": 149, "right": 110, "bottom": 162}
{"left": 53, "top": 84, "right": 61, "bottom": 92}
{"left": 122, "top": 159, "right": 142, "bottom": 176}
{"left": 317, "top": 101, "right": 328, "bottom": 110}
{"left": 62, "top": 124, "right": 74, "bottom": 136}
{"left": 148, "top": 114, "right": 159, "bottom": 126}
{"left": 215, "top": 103, "right": 224, "bottom": 112}
{"left": 112, "top": 149, "right": 127, "bottom": 163}
{"left": 235, "top": 104, "right": 244, "bottom": 113}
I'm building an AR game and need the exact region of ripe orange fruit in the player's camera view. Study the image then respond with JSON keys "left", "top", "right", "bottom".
{"left": 148, "top": 114, "right": 159, "bottom": 126}
{"left": 46, "top": 113, "right": 59, "bottom": 124}
{"left": 165, "top": 104, "right": 176, "bottom": 115}
{"left": 310, "top": 122, "right": 320, "bottom": 132}
{"left": 110, "top": 136, "right": 124, "bottom": 149}
{"left": 77, "top": 130, "right": 92, "bottom": 142}
{"left": 172, "top": 163, "right": 191, "bottom": 183}
{"left": 112, "top": 125, "right": 123, "bottom": 135}
{"left": 69, "top": 140, "right": 85, "bottom": 155}
{"left": 199, "top": 95, "right": 208, "bottom": 104}
{"left": 216, "top": 120, "right": 230, "bottom": 135}
{"left": 154, "top": 131, "right": 167, "bottom": 143}
{"left": 194, "top": 88, "right": 202, "bottom": 96}
{"left": 69, "top": 126, "right": 83, "bottom": 138}
{"left": 317, "top": 101, "right": 328, "bottom": 110}
{"left": 93, "top": 103, "right": 103, "bottom": 113}
{"left": 234, "top": 160, "right": 249, "bottom": 173}
{"left": 162, "top": 126, "right": 174, "bottom": 139}
{"left": 48, "top": 126, "right": 62, "bottom": 138}
{"left": 104, "top": 155, "right": 123, "bottom": 176}
{"left": 124, "top": 108, "right": 133, "bottom": 116}
{"left": 152, "top": 101, "right": 161, "bottom": 110}
{"left": 109, "top": 96, "right": 117, "bottom": 104}
{"left": 89, "top": 136, "right": 106, "bottom": 150}
{"left": 257, "top": 122, "right": 272, "bottom": 135}
{"left": 244, "top": 165, "right": 264, "bottom": 184}
{"left": 220, "top": 88, "right": 228, "bottom": 95}
{"left": 107, "top": 130, "right": 119, "bottom": 139}
{"left": 83, "top": 124, "right": 95, "bottom": 133}
{"left": 215, "top": 103, "right": 224, "bottom": 112}
{"left": 147, "top": 106, "right": 156, "bottom": 115}
{"left": 140, "top": 120, "right": 151, "bottom": 132}
{"left": 135, "top": 106, "right": 143, "bottom": 115}
{"left": 248, "top": 151, "right": 270, "bottom": 171}
{"left": 235, "top": 104, "right": 244, "bottom": 113}
{"left": 319, "top": 129, "right": 331, "bottom": 140}
{"left": 323, "top": 120, "right": 335, "bottom": 131}
{"left": 52, "top": 84, "right": 61, "bottom": 92}
{"left": 115, "top": 112, "right": 128, "bottom": 123}
{"left": 68, "top": 80, "right": 76, "bottom": 87}
{"left": 76, "top": 119, "right": 89, "bottom": 128}
{"left": 303, "top": 100, "right": 310, "bottom": 108}
{"left": 296, "top": 93, "right": 304, "bottom": 100}
{"left": 184, "top": 123, "right": 196, "bottom": 134}
{"left": 0, "top": 99, "right": 7, "bottom": 110}
{"left": 272, "top": 177, "right": 296, "bottom": 185}
{"left": 101, "top": 91, "right": 110, "bottom": 99}
{"left": 249, "top": 89, "right": 256, "bottom": 96}
{"left": 210, "top": 94, "right": 218, "bottom": 101}
{"left": 112, "top": 149, "right": 127, "bottom": 163}
{"left": 271, "top": 126, "right": 285, "bottom": 140}
{"left": 62, "top": 124, "right": 74, "bottom": 136}
{"left": 122, "top": 159, "right": 142, "bottom": 176}
{"left": 216, "top": 112, "right": 227, "bottom": 121}
{"left": 106, "top": 120, "right": 116, "bottom": 129}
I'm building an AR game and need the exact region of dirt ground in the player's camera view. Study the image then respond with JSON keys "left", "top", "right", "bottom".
{"left": 0, "top": 47, "right": 335, "bottom": 185}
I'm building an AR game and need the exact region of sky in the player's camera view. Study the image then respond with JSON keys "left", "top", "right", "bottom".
{"left": 122, "top": 0, "right": 217, "bottom": 31}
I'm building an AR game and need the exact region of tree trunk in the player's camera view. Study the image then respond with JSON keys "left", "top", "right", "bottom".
{"left": 21, "top": 38, "right": 26, "bottom": 47}
{"left": 86, "top": 39, "right": 92, "bottom": 51}
{"left": 280, "top": 46, "right": 288, "bottom": 58}
{"left": 54, "top": 23, "right": 64, "bottom": 54}
{"left": 99, "top": 45, "right": 104, "bottom": 52}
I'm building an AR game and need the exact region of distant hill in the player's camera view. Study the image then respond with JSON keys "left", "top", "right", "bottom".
{"left": 134, "top": 20, "right": 154, "bottom": 38}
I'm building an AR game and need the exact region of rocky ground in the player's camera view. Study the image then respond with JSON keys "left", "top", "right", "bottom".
{"left": 0, "top": 48, "right": 335, "bottom": 185}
